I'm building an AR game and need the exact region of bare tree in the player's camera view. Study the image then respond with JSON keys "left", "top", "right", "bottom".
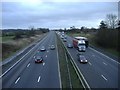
{"left": 29, "top": 25, "right": 35, "bottom": 30}
{"left": 70, "top": 26, "right": 75, "bottom": 30}
{"left": 105, "top": 14, "right": 118, "bottom": 29}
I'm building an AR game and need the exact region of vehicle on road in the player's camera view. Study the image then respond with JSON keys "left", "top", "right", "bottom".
{"left": 35, "top": 56, "right": 43, "bottom": 63}
{"left": 74, "top": 37, "right": 89, "bottom": 48}
{"left": 73, "top": 38, "right": 86, "bottom": 52}
{"left": 40, "top": 46, "right": 46, "bottom": 51}
{"left": 50, "top": 45, "right": 55, "bottom": 50}
{"left": 64, "top": 35, "right": 67, "bottom": 39}
{"left": 78, "top": 55, "right": 88, "bottom": 63}
{"left": 67, "top": 43, "right": 73, "bottom": 48}
{"left": 63, "top": 38, "right": 67, "bottom": 42}
{"left": 61, "top": 35, "right": 64, "bottom": 39}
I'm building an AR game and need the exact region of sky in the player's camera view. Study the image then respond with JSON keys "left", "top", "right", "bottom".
{"left": 1, "top": 0, "right": 119, "bottom": 29}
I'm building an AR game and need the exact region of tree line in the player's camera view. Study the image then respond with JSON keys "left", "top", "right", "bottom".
{"left": 95, "top": 14, "right": 119, "bottom": 52}
{"left": 2, "top": 28, "right": 49, "bottom": 39}
{"left": 56, "top": 14, "right": 119, "bottom": 52}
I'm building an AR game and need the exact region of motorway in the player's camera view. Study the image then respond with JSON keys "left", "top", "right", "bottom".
{"left": 1, "top": 31, "right": 61, "bottom": 88}
{"left": 61, "top": 34, "right": 120, "bottom": 88}
{"left": 1, "top": 31, "right": 120, "bottom": 89}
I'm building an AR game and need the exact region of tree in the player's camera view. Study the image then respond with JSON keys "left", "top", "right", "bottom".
{"left": 70, "top": 26, "right": 75, "bottom": 30}
{"left": 99, "top": 21, "right": 107, "bottom": 29}
{"left": 81, "top": 26, "right": 85, "bottom": 31}
{"left": 106, "top": 14, "right": 118, "bottom": 29}
{"left": 29, "top": 26, "right": 35, "bottom": 30}
{"left": 118, "top": 20, "right": 120, "bottom": 29}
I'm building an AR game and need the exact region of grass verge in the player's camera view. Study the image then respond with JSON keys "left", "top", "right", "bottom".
{"left": 2, "top": 34, "right": 46, "bottom": 61}
{"left": 2, "top": 36, "right": 15, "bottom": 42}
{"left": 56, "top": 34, "right": 83, "bottom": 88}
{"left": 57, "top": 35, "right": 70, "bottom": 88}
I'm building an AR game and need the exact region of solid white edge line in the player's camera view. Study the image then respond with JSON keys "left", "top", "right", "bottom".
{"left": 89, "top": 47, "right": 120, "bottom": 64}
{"left": 37, "top": 76, "right": 41, "bottom": 82}
{"left": 0, "top": 48, "right": 33, "bottom": 78}
{"left": 55, "top": 33, "right": 62, "bottom": 89}
{"left": 59, "top": 33, "right": 91, "bottom": 89}
{"left": 101, "top": 75, "right": 108, "bottom": 81}
{"left": 15, "top": 77, "right": 20, "bottom": 84}
{"left": 0, "top": 34, "right": 48, "bottom": 78}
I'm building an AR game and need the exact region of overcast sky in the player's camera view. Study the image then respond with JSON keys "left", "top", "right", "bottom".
{"left": 1, "top": 0, "right": 118, "bottom": 29}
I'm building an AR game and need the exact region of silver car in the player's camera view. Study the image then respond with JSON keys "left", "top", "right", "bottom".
{"left": 50, "top": 45, "right": 55, "bottom": 50}
{"left": 67, "top": 43, "right": 73, "bottom": 48}
{"left": 78, "top": 55, "right": 88, "bottom": 63}
{"left": 40, "top": 46, "right": 46, "bottom": 51}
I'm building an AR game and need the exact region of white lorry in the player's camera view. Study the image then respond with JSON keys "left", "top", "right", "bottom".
{"left": 73, "top": 37, "right": 88, "bottom": 52}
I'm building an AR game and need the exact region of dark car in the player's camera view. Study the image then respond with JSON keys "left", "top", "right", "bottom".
{"left": 78, "top": 55, "right": 87, "bottom": 63}
{"left": 63, "top": 38, "right": 67, "bottom": 42}
{"left": 40, "top": 46, "right": 46, "bottom": 51}
{"left": 50, "top": 45, "right": 55, "bottom": 50}
{"left": 67, "top": 43, "right": 73, "bottom": 48}
{"left": 35, "top": 56, "right": 43, "bottom": 63}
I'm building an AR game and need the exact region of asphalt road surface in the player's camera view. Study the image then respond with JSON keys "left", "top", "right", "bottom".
{"left": 1, "top": 31, "right": 119, "bottom": 89}
{"left": 2, "top": 31, "right": 61, "bottom": 88}
{"left": 62, "top": 34, "right": 119, "bottom": 88}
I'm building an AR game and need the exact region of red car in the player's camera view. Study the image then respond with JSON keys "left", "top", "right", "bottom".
{"left": 35, "top": 56, "right": 43, "bottom": 63}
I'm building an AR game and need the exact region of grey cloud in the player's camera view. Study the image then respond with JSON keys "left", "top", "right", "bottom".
{"left": 2, "top": 2, "right": 118, "bottom": 29}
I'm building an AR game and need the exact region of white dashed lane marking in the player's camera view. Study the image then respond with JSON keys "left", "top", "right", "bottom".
{"left": 27, "top": 63, "right": 30, "bottom": 67}
{"left": 103, "top": 62, "right": 107, "bottom": 66}
{"left": 101, "top": 75, "right": 108, "bottom": 81}
{"left": 88, "top": 62, "right": 92, "bottom": 66}
{"left": 15, "top": 77, "right": 20, "bottom": 84}
{"left": 43, "top": 63, "right": 45, "bottom": 66}
{"left": 37, "top": 76, "right": 41, "bottom": 82}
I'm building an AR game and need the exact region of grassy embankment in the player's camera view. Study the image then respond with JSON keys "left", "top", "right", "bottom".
{"left": 1, "top": 34, "right": 46, "bottom": 61}
{"left": 66, "top": 32, "right": 119, "bottom": 57}
{"left": 56, "top": 34, "right": 83, "bottom": 88}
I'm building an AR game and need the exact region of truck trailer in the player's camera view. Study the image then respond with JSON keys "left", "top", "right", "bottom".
{"left": 74, "top": 37, "right": 89, "bottom": 48}
{"left": 73, "top": 37, "right": 89, "bottom": 52}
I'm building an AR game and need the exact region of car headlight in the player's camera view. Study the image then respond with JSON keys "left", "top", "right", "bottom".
{"left": 81, "top": 60, "right": 83, "bottom": 62}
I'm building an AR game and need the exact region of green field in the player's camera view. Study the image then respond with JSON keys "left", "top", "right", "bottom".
{"left": 1, "top": 36, "right": 15, "bottom": 42}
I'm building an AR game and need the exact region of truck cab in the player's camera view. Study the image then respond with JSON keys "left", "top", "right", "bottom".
{"left": 78, "top": 40, "right": 86, "bottom": 52}
{"left": 75, "top": 37, "right": 89, "bottom": 48}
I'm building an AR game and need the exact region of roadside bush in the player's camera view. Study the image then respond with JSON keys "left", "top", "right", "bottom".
{"left": 95, "top": 29, "right": 118, "bottom": 51}
{"left": 14, "top": 32, "right": 22, "bottom": 39}
{"left": 2, "top": 43, "right": 21, "bottom": 59}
